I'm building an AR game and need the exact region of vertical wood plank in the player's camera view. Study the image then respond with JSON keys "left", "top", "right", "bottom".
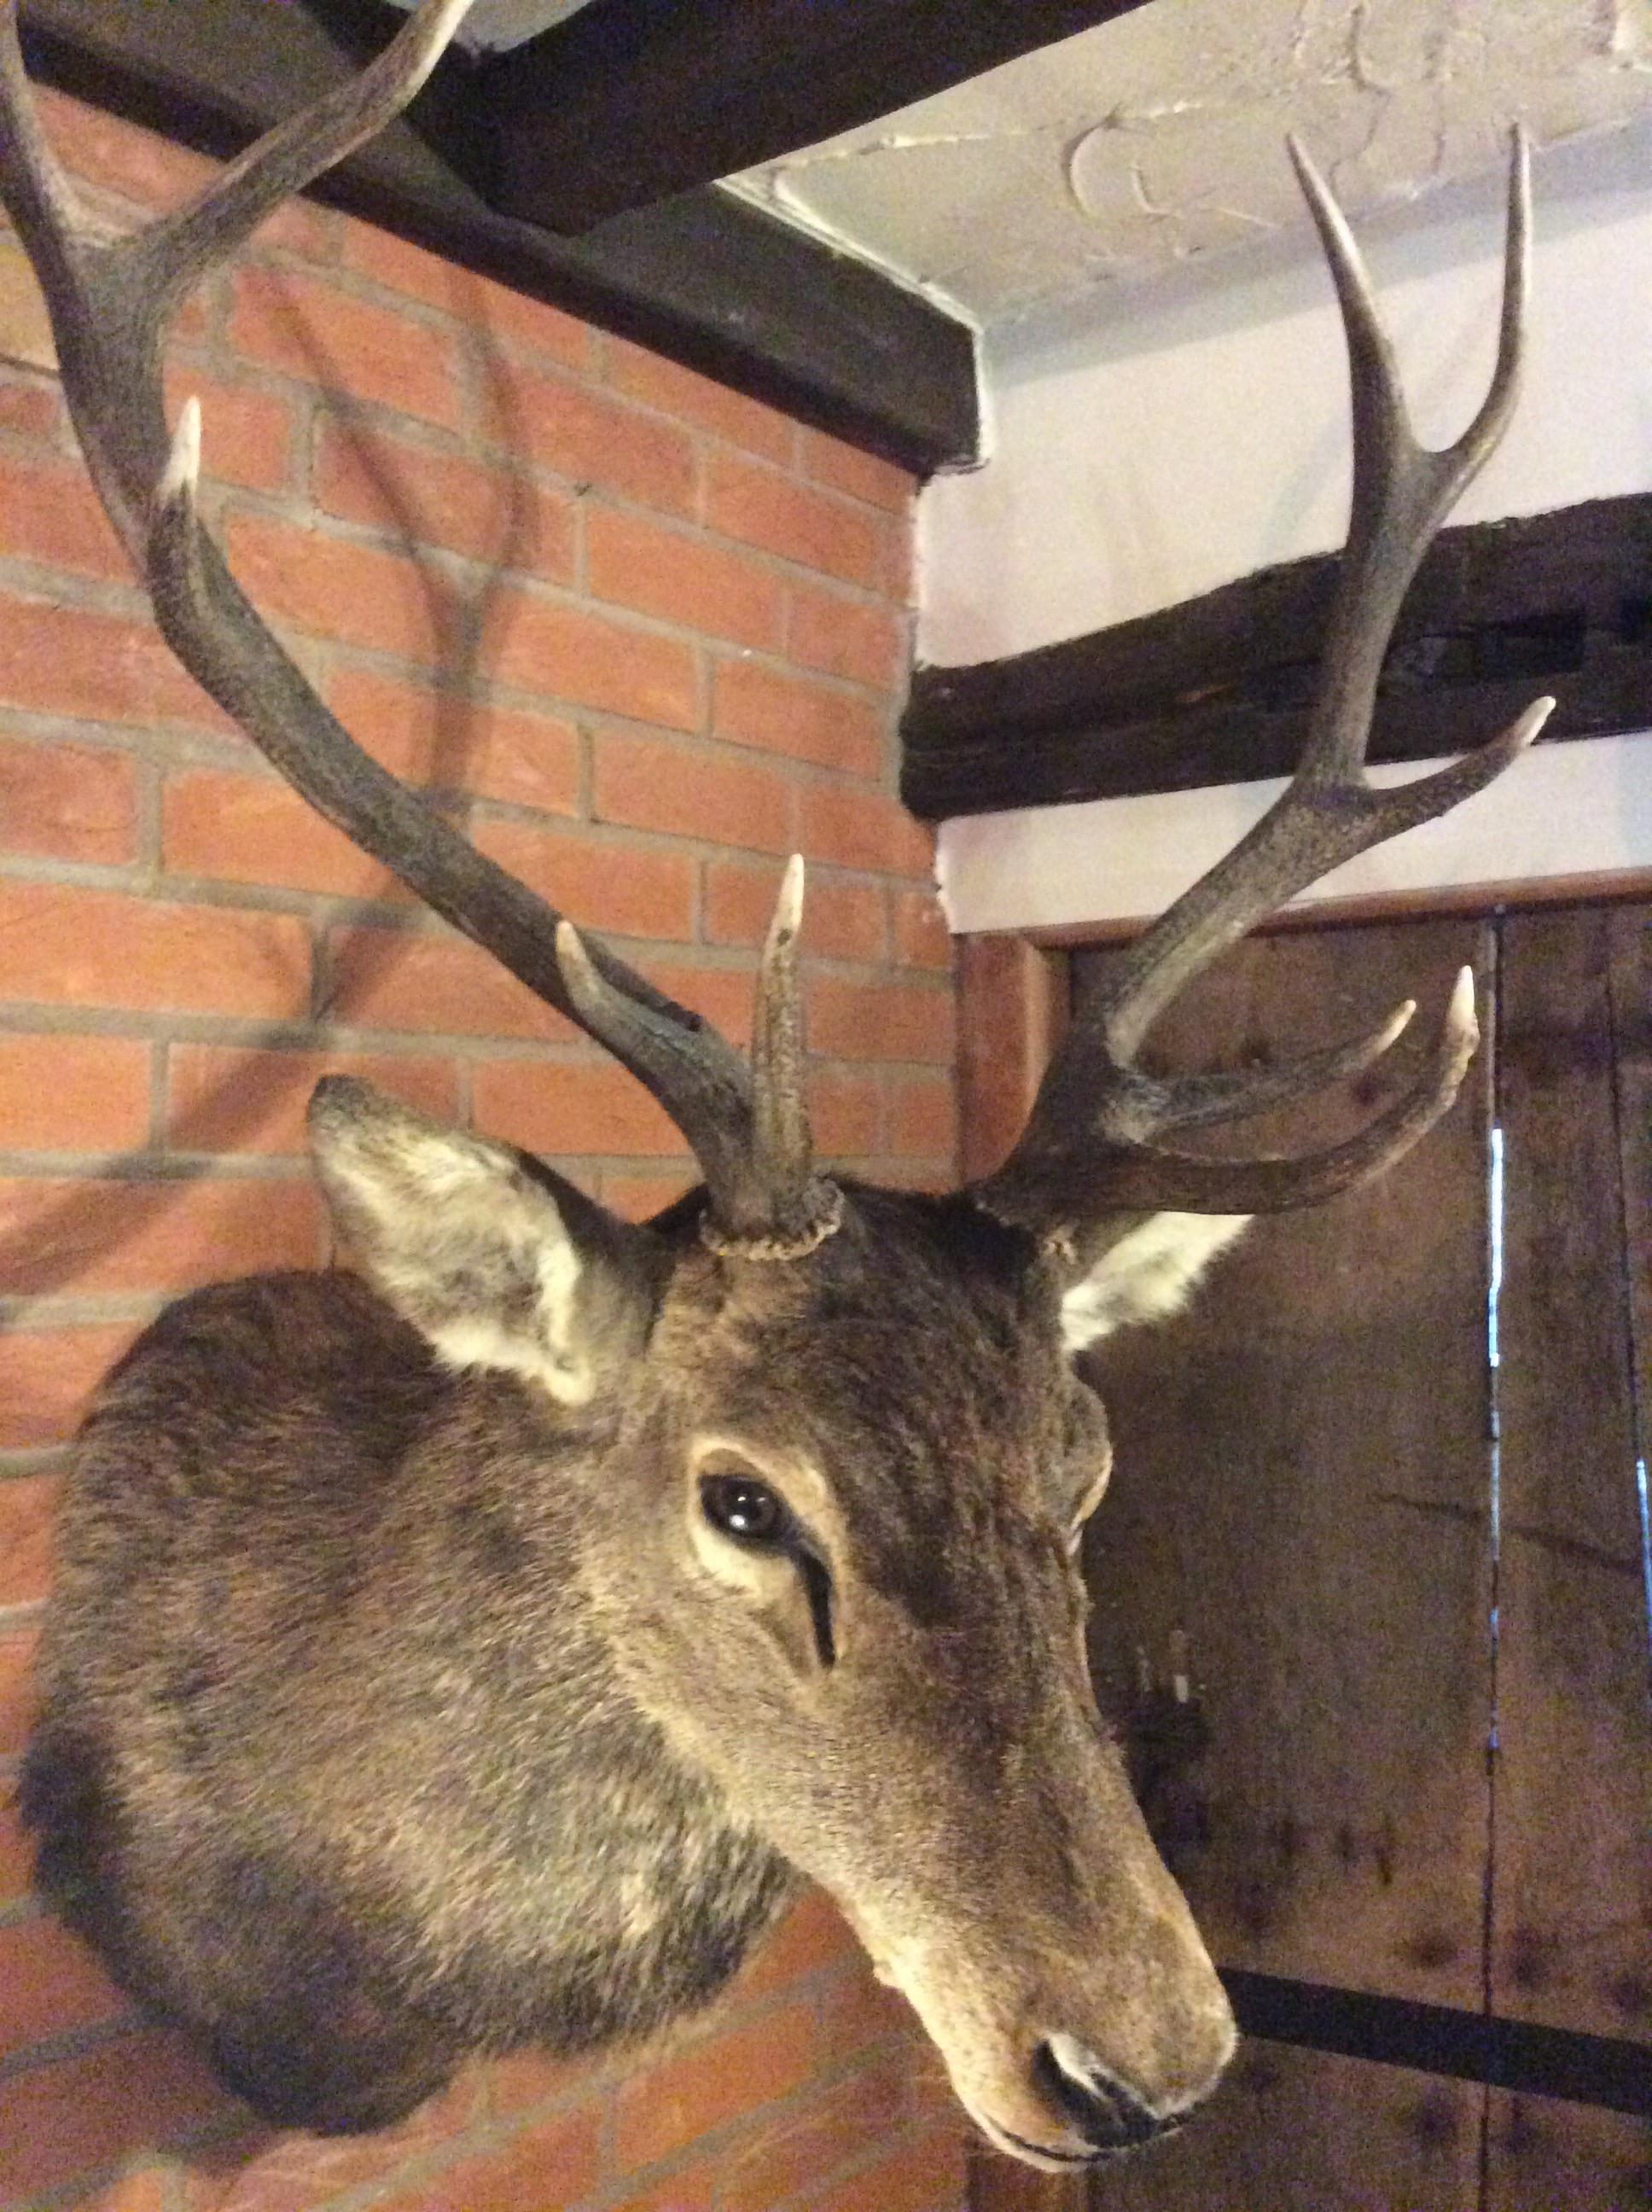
{"left": 1493, "top": 905, "right": 1652, "bottom": 2047}
{"left": 1076, "top": 917, "right": 1496, "bottom": 2010}
{"left": 955, "top": 934, "right": 1066, "bottom": 1182}
{"left": 1484, "top": 2090, "right": 1652, "bottom": 2210}
{"left": 1088, "top": 2042, "right": 1482, "bottom": 2212}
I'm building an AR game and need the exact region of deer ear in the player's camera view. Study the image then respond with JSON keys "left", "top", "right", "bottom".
{"left": 307, "top": 1079, "right": 659, "bottom": 1403}
{"left": 1058, "top": 1213, "right": 1249, "bottom": 1353}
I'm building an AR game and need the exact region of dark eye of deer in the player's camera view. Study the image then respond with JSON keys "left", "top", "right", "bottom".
{"left": 700, "top": 1472, "right": 784, "bottom": 1545}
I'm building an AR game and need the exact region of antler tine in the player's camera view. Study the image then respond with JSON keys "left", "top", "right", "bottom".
{"left": 978, "top": 131, "right": 1543, "bottom": 1236}
{"left": 3, "top": 1, "right": 835, "bottom": 1249}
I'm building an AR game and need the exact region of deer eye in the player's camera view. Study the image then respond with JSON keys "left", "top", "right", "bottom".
{"left": 700, "top": 1471, "right": 786, "bottom": 1545}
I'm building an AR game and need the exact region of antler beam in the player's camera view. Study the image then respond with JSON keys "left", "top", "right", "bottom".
{"left": 0, "top": 0, "right": 836, "bottom": 1255}
{"left": 977, "top": 131, "right": 1547, "bottom": 1237}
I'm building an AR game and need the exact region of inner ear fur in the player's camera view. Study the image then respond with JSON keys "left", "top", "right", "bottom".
{"left": 1057, "top": 1211, "right": 1250, "bottom": 1353}
{"left": 307, "top": 1077, "right": 662, "bottom": 1401}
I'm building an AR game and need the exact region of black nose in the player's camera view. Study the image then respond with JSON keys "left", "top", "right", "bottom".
{"left": 1033, "top": 2039, "right": 1182, "bottom": 2153}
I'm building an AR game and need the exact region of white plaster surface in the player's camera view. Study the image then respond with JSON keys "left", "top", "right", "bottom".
{"left": 937, "top": 731, "right": 1652, "bottom": 935}
{"left": 917, "top": 137, "right": 1652, "bottom": 665}
{"left": 726, "top": 0, "right": 1652, "bottom": 325}
{"left": 382, "top": 0, "right": 591, "bottom": 52}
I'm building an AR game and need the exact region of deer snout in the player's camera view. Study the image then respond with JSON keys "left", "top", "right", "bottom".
{"left": 1031, "top": 2012, "right": 1234, "bottom": 2156}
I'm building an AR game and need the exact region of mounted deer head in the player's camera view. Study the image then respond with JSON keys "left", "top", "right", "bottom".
{"left": 3, "top": 0, "right": 1546, "bottom": 2174}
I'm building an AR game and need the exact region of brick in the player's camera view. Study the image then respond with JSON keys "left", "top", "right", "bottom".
{"left": 0, "top": 736, "right": 138, "bottom": 864}
{"left": 0, "top": 2025, "right": 237, "bottom": 2204}
{"left": 0, "top": 1627, "right": 38, "bottom": 1756}
{"left": 182, "top": 2072, "right": 481, "bottom": 2211}
{"left": 599, "top": 1167, "right": 696, "bottom": 1221}
{"left": 799, "top": 428, "right": 917, "bottom": 514}
{"left": 0, "top": 368, "right": 59, "bottom": 437}
{"left": 0, "top": 1912, "right": 131, "bottom": 2062}
{"left": 370, "top": 2098, "right": 602, "bottom": 2212}
{"left": 327, "top": 667, "right": 579, "bottom": 816}
{"left": 0, "top": 448, "right": 129, "bottom": 579}
{"left": 474, "top": 1058, "right": 686, "bottom": 1161}
{"left": 889, "top": 1075, "right": 959, "bottom": 1167}
{"left": 41, "top": 84, "right": 213, "bottom": 212}
{"left": 810, "top": 2121, "right": 969, "bottom": 2212}
{"left": 222, "top": 510, "right": 446, "bottom": 662}
{"left": 73, "top": 2172, "right": 175, "bottom": 2212}
{"left": 167, "top": 1046, "right": 457, "bottom": 1156}
{"left": 815, "top": 1958, "right": 918, "bottom": 2069}
{"left": 470, "top": 819, "right": 695, "bottom": 943}
{"left": 705, "top": 859, "right": 887, "bottom": 968}
{"left": 605, "top": 2157, "right": 718, "bottom": 2212}
{"left": 0, "top": 1177, "right": 323, "bottom": 1298}
{"left": 327, "top": 923, "right": 577, "bottom": 1045}
{"left": 586, "top": 506, "right": 785, "bottom": 654}
{"left": 704, "top": 451, "right": 885, "bottom": 589}
{"left": 810, "top": 1069, "right": 883, "bottom": 1160}
{"left": 479, "top": 586, "right": 699, "bottom": 733}
{"left": 0, "top": 1033, "right": 152, "bottom": 1155}
{"left": 713, "top": 657, "right": 885, "bottom": 779}
{"left": 0, "top": 1791, "right": 36, "bottom": 1904}
{"left": 0, "top": 241, "right": 56, "bottom": 371}
{"left": 788, "top": 579, "right": 906, "bottom": 692}
{"left": 893, "top": 888, "right": 953, "bottom": 973}
{"left": 480, "top": 2047, "right": 590, "bottom": 2122}
{"left": 614, "top": 2000, "right": 817, "bottom": 2169}
{"left": 0, "top": 1328, "right": 135, "bottom": 1451}
{"left": 162, "top": 767, "right": 410, "bottom": 902}
{"left": 0, "top": 882, "right": 311, "bottom": 1020}
{"left": 0, "top": 590, "right": 231, "bottom": 734}
{"left": 341, "top": 223, "right": 590, "bottom": 375}
{"left": 808, "top": 975, "right": 955, "bottom": 1066}
{"left": 593, "top": 731, "right": 792, "bottom": 856}
{"left": 230, "top": 265, "right": 462, "bottom": 430}
{"left": 163, "top": 365, "right": 294, "bottom": 496}
{"left": 733, "top": 1886, "right": 860, "bottom": 2001}
{"left": 604, "top": 335, "right": 795, "bottom": 465}
{"left": 718, "top": 2056, "right": 910, "bottom": 2212}
{"left": 480, "top": 357, "right": 695, "bottom": 518}
{"left": 797, "top": 783, "right": 934, "bottom": 880}
{"left": 314, "top": 420, "right": 576, "bottom": 584}
{"left": 0, "top": 1473, "right": 55, "bottom": 1609}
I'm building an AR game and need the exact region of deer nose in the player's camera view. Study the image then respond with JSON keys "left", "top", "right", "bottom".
{"left": 1032, "top": 2036, "right": 1185, "bottom": 2153}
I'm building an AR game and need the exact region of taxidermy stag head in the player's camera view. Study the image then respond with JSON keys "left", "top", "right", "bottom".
{"left": 3, "top": 0, "right": 1546, "bottom": 2173}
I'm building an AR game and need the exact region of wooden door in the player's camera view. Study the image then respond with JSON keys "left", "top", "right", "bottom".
{"left": 963, "top": 903, "right": 1652, "bottom": 2210}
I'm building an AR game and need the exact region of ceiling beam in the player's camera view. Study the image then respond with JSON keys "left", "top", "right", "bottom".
{"left": 15, "top": 0, "right": 980, "bottom": 474}
{"left": 483, "top": 0, "right": 1156, "bottom": 234}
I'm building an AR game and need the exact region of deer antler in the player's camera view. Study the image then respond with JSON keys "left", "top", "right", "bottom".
{"left": 976, "top": 131, "right": 1549, "bottom": 1237}
{"left": 0, "top": 0, "right": 838, "bottom": 1256}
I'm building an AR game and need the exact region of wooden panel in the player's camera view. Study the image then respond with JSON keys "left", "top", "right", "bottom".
{"left": 1075, "top": 917, "right": 1496, "bottom": 2008}
{"left": 1485, "top": 2091, "right": 1652, "bottom": 2210}
{"left": 1087, "top": 2041, "right": 1482, "bottom": 2212}
{"left": 1493, "top": 905, "right": 1652, "bottom": 2045}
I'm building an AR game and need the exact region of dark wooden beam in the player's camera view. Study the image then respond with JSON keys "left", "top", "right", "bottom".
{"left": 482, "top": 0, "right": 1155, "bottom": 235}
{"left": 901, "top": 493, "right": 1652, "bottom": 818}
{"left": 17, "top": 0, "right": 980, "bottom": 474}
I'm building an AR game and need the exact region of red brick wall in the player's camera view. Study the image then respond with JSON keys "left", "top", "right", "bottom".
{"left": 0, "top": 89, "right": 965, "bottom": 2212}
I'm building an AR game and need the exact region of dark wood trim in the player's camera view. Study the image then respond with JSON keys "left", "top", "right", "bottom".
{"left": 19, "top": 0, "right": 980, "bottom": 474}
{"left": 1224, "top": 1974, "right": 1652, "bottom": 2118}
{"left": 483, "top": 0, "right": 1155, "bottom": 236}
{"left": 903, "top": 494, "right": 1652, "bottom": 817}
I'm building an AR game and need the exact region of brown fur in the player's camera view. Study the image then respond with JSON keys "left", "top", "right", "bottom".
{"left": 23, "top": 1091, "right": 1235, "bottom": 2163}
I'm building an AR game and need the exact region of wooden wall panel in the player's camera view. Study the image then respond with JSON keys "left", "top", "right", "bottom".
{"left": 1485, "top": 2091, "right": 1652, "bottom": 2210}
{"left": 1089, "top": 2043, "right": 1480, "bottom": 2212}
{"left": 1076, "top": 917, "right": 1497, "bottom": 2010}
{"left": 1493, "top": 905, "right": 1652, "bottom": 2047}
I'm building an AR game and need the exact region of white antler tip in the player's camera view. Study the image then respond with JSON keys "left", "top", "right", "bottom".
{"left": 1447, "top": 966, "right": 1478, "bottom": 1040}
{"left": 772, "top": 853, "right": 806, "bottom": 942}
{"left": 1514, "top": 696, "right": 1556, "bottom": 750}
{"left": 554, "top": 918, "right": 593, "bottom": 984}
{"left": 161, "top": 397, "right": 202, "bottom": 507}
{"left": 1381, "top": 998, "right": 1417, "bottom": 1049}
